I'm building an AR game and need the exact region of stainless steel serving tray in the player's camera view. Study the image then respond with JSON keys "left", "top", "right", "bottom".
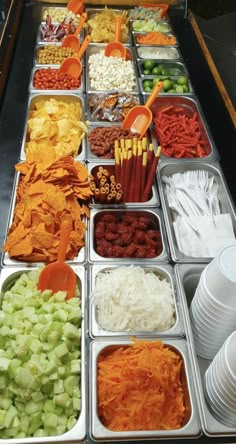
{"left": 140, "top": 76, "right": 194, "bottom": 95}
{"left": 175, "top": 263, "right": 236, "bottom": 437}
{"left": 89, "top": 208, "right": 169, "bottom": 263}
{"left": 158, "top": 162, "right": 236, "bottom": 263}
{"left": 87, "top": 162, "right": 160, "bottom": 208}
{"left": 135, "top": 45, "right": 181, "bottom": 60}
{"left": 89, "top": 263, "right": 185, "bottom": 338}
{"left": 90, "top": 338, "right": 201, "bottom": 440}
{"left": 86, "top": 124, "right": 154, "bottom": 163}
{"left": 86, "top": 45, "right": 139, "bottom": 93}
{"left": 137, "top": 59, "right": 188, "bottom": 77}
{"left": 0, "top": 266, "right": 86, "bottom": 443}
{"left": 132, "top": 32, "right": 179, "bottom": 47}
{"left": 86, "top": 92, "right": 141, "bottom": 125}
{"left": 41, "top": 6, "right": 81, "bottom": 23}
{"left": 85, "top": 7, "right": 131, "bottom": 45}
{"left": 2, "top": 170, "right": 87, "bottom": 267}
{"left": 34, "top": 43, "right": 86, "bottom": 68}
{"left": 130, "top": 20, "right": 173, "bottom": 34}
{"left": 28, "top": 66, "right": 84, "bottom": 94}
{"left": 150, "top": 96, "right": 219, "bottom": 162}
{"left": 36, "top": 22, "right": 84, "bottom": 45}
{"left": 19, "top": 94, "right": 86, "bottom": 162}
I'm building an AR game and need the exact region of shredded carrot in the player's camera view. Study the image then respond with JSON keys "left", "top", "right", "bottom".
{"left": 98, "top": 339, "right": 185, "bottom": 431}
{"left": 137, "top": 32, "right": 176, "bottom": 45}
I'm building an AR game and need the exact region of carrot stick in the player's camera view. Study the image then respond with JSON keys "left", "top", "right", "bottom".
{"left": 143, "top": 146, "right": 162, "bottom": 202}
{"left": 124, "top": 150, "right": 132, "bottom": 202}
{"left": 134, "top": 145, "right": 143, "bottom": 202}
{"left": 141, "top": 152, "right": 147, "bottom": 199}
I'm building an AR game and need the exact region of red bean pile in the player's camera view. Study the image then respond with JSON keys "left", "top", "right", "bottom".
{"left": 94, "top": 213, "right": 163, "bottom": 258}
{"left": 33, "top": 68, "right": 81, "bottom": 90}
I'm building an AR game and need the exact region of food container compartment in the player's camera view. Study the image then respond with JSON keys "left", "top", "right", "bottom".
{"left": 34, "top": 43, "right": 86, "bottom": 68}
{"left": 87, "top": 163, "right": 159, "bottom": 207}
{"left": 130, "top": 20, "right": 172, "bottom": 34}
{"left": 20, "top": 94, "right": 86, "bottom": 162}
{"left": 158, "top": 162, "right": 236, "bottom": 263}
{"left": 85, "top": 8, "right": 131, "bottom": 44}
{"left": 0, "top": 266, "right": 86, "bottom": 442}
{"left": 90, "top": 338, "right": 201, "bottom": 440}
{"left": 2, "top": 170, "right": 87, "bottom": 267}
{"left": 136, "top": 45, "right": 181, "bottom": 60}
{"left": 36, "top": 22, "right": 84, "bottom": 44}
{"left": 137, "top": 60, "right": 188, "bottom": 77}
{"left": 86, "top": 92, "right": 141, "bottom": 124}
{"left": 89, "top": 208, "right": 169, "bottom": 263}
{"left": 175, "top": 264, "right": 236, "bottom": 436}
{"left": 89, "top": 263, "right": 185, "bottom": 338}
{"left": 29, "top": 66, "right": 84, "bottom": 94}
{"left": 41, "top": 6, "right": 81, "bottom": 25}
{"left": 140, "top": 75, "right": 194, "bottom": 95}
{"left": 150, "top": 96, "right": 219, "bottom": 162}
{"left": 86, "top": 125, "right": 153, "bottom": 162}
{"left": 86, "top": 45, "right": 139, "bottom": 93}
{"left": 133, "top": 32, "right": 179, "bottom": 47}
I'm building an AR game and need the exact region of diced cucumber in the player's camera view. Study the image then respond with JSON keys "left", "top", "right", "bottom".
{"left": 3, "top": 405, "right": 17, "bottom": 428}
{"left": 43, "top": 412, "right": 58, "bottom": 428}
{"left": 0, "top": 268, "right": 82, "bottom": 438}
{"left": 63, "top": 323, "right": 81, "bottom": 340}
{"left": 54, "top": 379, "right": 64, "bottom": 394}
{"left": 54, "top": 291, "right": 67, "bottom": 302}
{"left": 55, "top": 343, "right": 68, "bottom": 359}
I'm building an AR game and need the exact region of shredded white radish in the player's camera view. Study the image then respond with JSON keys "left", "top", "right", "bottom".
{"left": 92, "top": 266, "right": 176, "bottom": 332}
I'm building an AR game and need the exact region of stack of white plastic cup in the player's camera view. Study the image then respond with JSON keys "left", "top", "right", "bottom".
{"left": 190, "top": 244, "right": 236, "bottom": 359}
{"left": 204, "top": 330, "right": 236, "bottom": 427}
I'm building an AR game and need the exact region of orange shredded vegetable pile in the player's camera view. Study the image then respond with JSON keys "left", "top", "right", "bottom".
{"left": 98, "top": 340, "right": 185, "bottom": 431}
{"left": 3, "top": 156, "right": 93, "bottom": 262}
{"left": 137, "top": 32, "right": 176, "bottom": 45}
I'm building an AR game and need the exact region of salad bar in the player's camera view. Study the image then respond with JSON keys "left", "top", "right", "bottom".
{"left": 1, "top": 1, "right": 236, "bottom": 443}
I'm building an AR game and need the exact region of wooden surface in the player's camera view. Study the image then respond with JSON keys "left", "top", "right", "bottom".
{"left": 189, "top": 11, "right": 236, "bottom": 127}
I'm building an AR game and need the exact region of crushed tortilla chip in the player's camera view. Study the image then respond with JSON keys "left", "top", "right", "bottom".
{"left": 25, "top": 98, "right": 88, "bottom": 160}
{"left": 3, "top": 156, "right": 94, "bottom": 263}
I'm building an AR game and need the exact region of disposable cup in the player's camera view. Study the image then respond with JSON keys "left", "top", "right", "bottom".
{"left": 218, "top": 346, "right": 236, "bottom": 390}
{"left": 191, "top": 299, "right": 235, "bottom": 342}
{"left": 204, "top": 244, "right": 236, "bottom": 308}
{"left": 224, "top": 330, "right": 236, "bottom": 380}
{"left": 191, "top": 298, "right": 220, "bottom": 328}
{"left": 198, "top": 275, "right": 236, "bottom": 317}
{"left": 194, "top": 340, "right": 218, "bottom": 360}
{"left": 211, "top": 359, "right": 236, "bottom": 409}
{"left": 192, "top": 295, "right": 236, "bottom": 336}
{"left": 215, "top": 351, "right": 236, "bottom": 399}
{"left": 191, "top": 320, "right": 222, "bottom": 348}
{"left": 206, "top": 367, "right": 236, "bottom": 416}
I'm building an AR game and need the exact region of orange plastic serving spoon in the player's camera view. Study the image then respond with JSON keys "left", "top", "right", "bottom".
{"left": 104, "top": 16, "right": 126, "bottom": 58}
{"left": 67, "top": 0, "right": 84, "bottom": 15}
{"left": 122, "top": 81, "right": 163, "bottom": 139}
{"left": 38, "top": 221, "right": 76, "bottom": 299}
{"left": 60, "top": 35, "right": 91, "bottom": 79}
{"left": 62, "top": 12, "right": 87, "bottom": 52}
